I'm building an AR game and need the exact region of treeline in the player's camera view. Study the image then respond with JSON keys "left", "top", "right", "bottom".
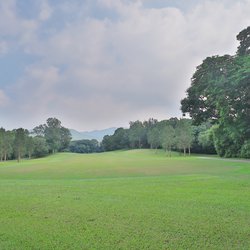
{"left": 0, "top": 118, "right": 71, "bottom": 162}
{"left": 67, "top": 139, "right": 102, "bottom": 153}
{"left": 181, "top": 26, "right": 250, "bottom": 158}
{"left": 101, "top": 27, "right": 250, "bottom": 158}
{"left": 102, "top": 118, "right": 216, "bottom": 155}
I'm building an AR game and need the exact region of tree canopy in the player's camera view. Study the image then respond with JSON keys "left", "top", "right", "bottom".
{"left": 181, "top": 26, "right": 250, "bottom": 158}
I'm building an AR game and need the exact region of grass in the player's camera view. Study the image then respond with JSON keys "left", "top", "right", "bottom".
{"left": 0, "top": 150, "right": 249, "bottom": 249}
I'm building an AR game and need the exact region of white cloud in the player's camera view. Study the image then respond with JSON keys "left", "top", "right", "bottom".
{"left": 39, "top": 1, "right": 52, "bottom": 21}
{"left": 2, "top": 0, "right": 250, "bottom": 130}
{"left": 0, "top": 90, "right": 9, "bottom": 107}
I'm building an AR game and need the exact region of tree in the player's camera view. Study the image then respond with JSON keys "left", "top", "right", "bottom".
{"left": 198, "top": 126, "right": 216, "bottom": 154}
{"left": 60, "top": 127, "right": 72, "bottom": 151}
{"left": 129, "top": 121, "right": 146, "bottom": 148}
{"left": 43, "top": 117, "right": 71, "bottom": 153}
{"left": 175, "top": 119, "right": 193, "bottom": 156}
{"left": 111, "top": 128, "right": 130, "bottom": 150}
{"left": 44, "top": 118, "right": 62, "bottom": 153}
{"left": 26, "top": 136, "right": 34, "bottom": 159}
{"left": 32, "top": 124, "right": 46, "bottom": 137}
{"left": 237, "top": 26, "right": 250, "bottom": 56}
{"left": 3, "top": 131, "right": 14, "bottom": 161}
{"left": 69, "top": 139, "right": 101, "bottom": 153}
{"left": 0, "top": 128, "right": 5, "bottom": 161}
{"left": 181, "top": 27, "right": 250, "bottom": 158}
{"left": 102, "top": 135, "right": 114, "bottom": 151}
{"left": 161, "top": 125, "right": 175, "bottom": 156}
{"left": 32, "top": 137, "right": 49, "bottom": 157}
{"left": 14, "top": 128, "right": 28, "bottom": 162}
{"left": 147, "top": 127, "right": 161, "bottom": 152}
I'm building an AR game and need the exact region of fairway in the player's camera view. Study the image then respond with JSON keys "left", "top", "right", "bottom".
{"left": 0, "top": 150, "right": 249, "bottom": 249}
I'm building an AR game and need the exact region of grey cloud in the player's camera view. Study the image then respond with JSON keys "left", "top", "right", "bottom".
{"left": 1, "top": 0, "right": 250, "bottom": 130}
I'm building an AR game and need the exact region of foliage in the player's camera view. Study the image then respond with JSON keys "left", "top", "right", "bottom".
{"left": 161, "top": 125, "right": 175, "bottom": 156}
{"left": 147, "top": 127, "right": 161, "bottom": 151}
{"left": 129, "top": 121, "right": 146, "bottom": 148}
{"left": 33, "top": 117, "right": 72, "bottom": 154}
{"left": 68, "top": 139, "right": 101, "bottom": 153}
{"left": 102, "top": 118, "right": 197, "bottom": 156}
{"left": 0, "top": 117, "right": 71, "bottom": 162}
{"left": 14, "top": 128, "right": 29, "bottom": 162}
{"left": 32, "top": 136, "right": 49, "bottom": 157}
{"left": 237, "top": 26, "right": 250, "bottom": 56}
{"left": 175, "top": 119, "right": 193, "bottom": 155}
{"left": 101, "top": 128, "right": 129, "bottom": 151}
{"left": 181, "top": 26, "right": 250, "bottom": 158}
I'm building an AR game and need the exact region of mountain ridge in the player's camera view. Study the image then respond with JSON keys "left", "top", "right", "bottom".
{"left": 70, "top": 127, "right": 117, "bottom": 141}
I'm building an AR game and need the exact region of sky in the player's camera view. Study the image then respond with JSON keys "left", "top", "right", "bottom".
{"left": 0, "top": 0, "right": 249, "bottom": 131}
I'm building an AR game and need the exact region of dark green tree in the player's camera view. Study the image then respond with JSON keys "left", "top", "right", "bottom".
{"left": 43, "top": 118, "right": 71, "bottom": 153}
{"left": 0, "top": 128, "right": 5, "bottom": 161}
{"left": 32, "top": 136, "right": 49, "bottom": 157}
{"left": 14, "top": 128, "right": 28, "bottom": 162}
{"left": 181, "top": 27, "right": 250, "bottom": 158}
{"left": 26, "top": 136, "right": 34, "bottom": 159}
{"left": 60, "top": 127, "right": 72, "bottom": 151}
{"left": 129, "top": 121, "right": 146, "bottom": 148}
{"left": 237, "top": 26, "right": 250, "bottom": 56}
{"left": 102, "top": 135, "right": 114, "bottom": 151}
{"left": 147, "top": 127, "right": 161, "bottom": 152}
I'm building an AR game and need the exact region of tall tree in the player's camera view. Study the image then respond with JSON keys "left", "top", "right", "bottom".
{"left": 129, "top": 121, "right": 146, "bottom": 148}
{"left": 26, "top": 136, "right": 34, "bottom": 159}
{"left": 3, "top": 131, "right": 14, "bottom": 161}
{"left": 175, "top": 119, "right": 193, "bottom": 156}
{"left": 147, "top": 127, "right": 161, "bottom": 152}
{"left": 14, "top": 128, "right": 28, "bottom": 162}
{"left": 161, "top": 125, "right": 175, "bottom": 156}
{"left": 181, "top": 26, "right": 250, "bottom": 158}
{"left": 60, "top": 127, "right": 72, "bottom": 151}
{"left": 44, "top": 118, "right": 71, "bottom": 153}
{"left": 32, "top": 124, "right": 46, "bottom": 137}
{"left": 32, "top": 137, "right": 49, "bottom": 157}
{"left": 237, "top": 26, "right": 250, "bottom": 56}
{"left": 0, "top": 128, "right": 5, "bottom": 161}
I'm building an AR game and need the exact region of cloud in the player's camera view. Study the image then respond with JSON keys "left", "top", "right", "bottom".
{"left": 0, "top": 90, "right": 9, "bottom": 107}
{"left": 0, "top": 41, "right": 8, "bottom": 55}
{"left": 39, "top": 1, "right": 53, "bottom": 21}
{"left": 1, "top": 0, "right": 250, "bottom": 130}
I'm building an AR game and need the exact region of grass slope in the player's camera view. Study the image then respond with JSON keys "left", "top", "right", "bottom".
{"left": 0, "top": 150, "right": 249, "bottom": 249}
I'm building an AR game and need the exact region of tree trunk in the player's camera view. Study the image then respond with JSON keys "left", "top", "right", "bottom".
{"left": 183, "top": 147, "right": 186, "bottom": 156}
{"left": 188, "top": 147, "right": 191, "bottom": 156}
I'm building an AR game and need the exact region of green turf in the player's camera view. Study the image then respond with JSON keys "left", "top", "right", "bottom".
{"left": 0, "top": 150, "right": 249, "bottom": 249}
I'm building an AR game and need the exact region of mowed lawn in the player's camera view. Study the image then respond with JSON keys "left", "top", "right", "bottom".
{"left": 0, "top": 150, "right": 249, "bottom": 249}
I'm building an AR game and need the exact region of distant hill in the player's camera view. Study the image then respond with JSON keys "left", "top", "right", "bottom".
{"left": 70, "top": 127, "right": 117, "bottom": 141}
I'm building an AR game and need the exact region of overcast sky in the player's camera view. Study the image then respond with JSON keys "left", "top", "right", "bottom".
{"left": 0, "top": 0, "right": 249, "bottom": 131}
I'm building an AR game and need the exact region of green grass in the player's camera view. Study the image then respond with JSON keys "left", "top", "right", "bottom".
{"left": 0, "top": 150, "right": 249, "bottom": 249}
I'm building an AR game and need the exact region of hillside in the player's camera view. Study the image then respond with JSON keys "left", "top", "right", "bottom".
{"left": 0, "top": 150, "right": 249, "bottom": 249}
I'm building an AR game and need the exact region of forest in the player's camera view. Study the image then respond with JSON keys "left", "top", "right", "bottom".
{"left": 0, "top": 118, "right": 71, "bottom": 161}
